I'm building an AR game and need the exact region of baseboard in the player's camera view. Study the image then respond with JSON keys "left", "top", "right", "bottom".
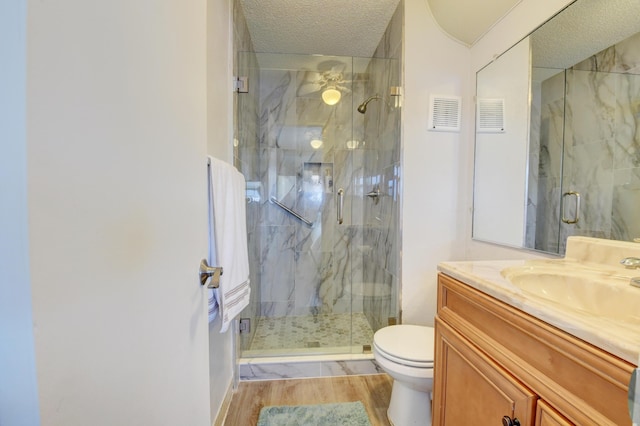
{"left": 212, "top": 381, "right": 234, "bottom": 426}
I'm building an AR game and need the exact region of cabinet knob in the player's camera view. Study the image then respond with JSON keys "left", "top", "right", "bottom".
{"left": 502, "top": 416, "right": 521, "bottom": 426}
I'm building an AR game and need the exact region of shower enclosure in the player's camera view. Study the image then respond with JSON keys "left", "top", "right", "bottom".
{"left": 234, "top": 52, "right": 401, "bottom": 358}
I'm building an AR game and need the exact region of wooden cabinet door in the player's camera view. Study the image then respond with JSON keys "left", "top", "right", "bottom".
{"left": 433, "top": 317, "right": 537, "bottom": 426}
{"left": 536, "top": 400, "right": 573, "bottom": 426}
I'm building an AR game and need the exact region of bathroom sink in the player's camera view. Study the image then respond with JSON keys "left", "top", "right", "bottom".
{"left": 500, "top": 264, "right": 640, "bottom": 326}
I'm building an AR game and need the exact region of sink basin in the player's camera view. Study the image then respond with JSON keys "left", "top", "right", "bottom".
{"left": 501, "top": 264, "right": 640, "bottom": 325}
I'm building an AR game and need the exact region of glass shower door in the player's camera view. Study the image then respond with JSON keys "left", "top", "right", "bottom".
{"left": 559, "top": 68, "right": 617, "bottom": 253}
{"left": 235, "top": 52, "right": 362, "bottom": 357}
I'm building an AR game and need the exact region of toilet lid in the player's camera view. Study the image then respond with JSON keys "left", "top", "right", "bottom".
{"left": 373, "top": 325, "right": 434, "bottom": 366}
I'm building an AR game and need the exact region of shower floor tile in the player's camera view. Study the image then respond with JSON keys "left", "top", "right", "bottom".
{"left": 248, "top": 312, "right": 374, "bottom": 352}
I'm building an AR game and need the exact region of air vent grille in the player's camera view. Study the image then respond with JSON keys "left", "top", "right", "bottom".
{"left": 429, "top": 95, "right": 461, "bottom": 132}
{"left": 477, "top": 98, "right": 505, "bottom": 133}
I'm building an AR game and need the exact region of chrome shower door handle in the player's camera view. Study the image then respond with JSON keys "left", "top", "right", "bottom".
{"left": 337, "top": 188, "right": 344, "bottom": 225}
{"left": 561, "top": 191, "right": 581, "bottom": 224}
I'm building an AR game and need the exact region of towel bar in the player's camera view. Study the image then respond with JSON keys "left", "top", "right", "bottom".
{"left": 269, "top": 197, "right": 313, "bottom": 226}
{"left": 199, "top": 258, "right": 223, "bottom": 288}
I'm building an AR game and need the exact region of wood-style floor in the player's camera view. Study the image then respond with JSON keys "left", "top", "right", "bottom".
{"left": 223, "top": 374, "right": 393, "bottom": 426}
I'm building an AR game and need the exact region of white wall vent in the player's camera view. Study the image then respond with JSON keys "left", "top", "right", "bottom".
{"left": 477, "top": 98, "right": 505, "bottom": 133}
{"left": 428, "top": 95, "right": 461, "bottom": 132}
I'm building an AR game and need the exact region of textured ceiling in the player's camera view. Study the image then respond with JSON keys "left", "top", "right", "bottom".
{"left": 427, "top": 0, "right": 522, "bottom": 45}
{"left": 531, "top": 0, "right": 640, "bottom": 69}
{"left": 240, "top": 0, "right": 401, "bottom": 57}
{"left": 240, "top": 0, "right": 526, "bottom": 59}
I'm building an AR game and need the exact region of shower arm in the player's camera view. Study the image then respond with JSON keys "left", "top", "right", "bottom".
{"left": 357, "top": 95, "right": 390, "bottom": 114}
{"left": 364, "top": 95, "right": 382, "bottom": 104}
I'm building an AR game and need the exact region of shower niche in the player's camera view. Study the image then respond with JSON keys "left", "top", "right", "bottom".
{"left": 303, "top": 162, "right": 333, "bottom": 195}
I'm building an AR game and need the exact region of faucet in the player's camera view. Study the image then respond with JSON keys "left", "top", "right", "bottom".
{"left": 620, "top": 257, "right": 640, "bottom": 288}
{"left": 620, "top": 257, "right": 640, "bottom": 269}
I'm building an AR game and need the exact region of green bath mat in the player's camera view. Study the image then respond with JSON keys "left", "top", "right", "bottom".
{"left": 257, "top": 401, "right": 372, "bottom": 426}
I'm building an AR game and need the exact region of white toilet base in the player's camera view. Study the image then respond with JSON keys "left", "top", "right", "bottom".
{"left": 387, "top": 380, "right": 432, "bottom": 426}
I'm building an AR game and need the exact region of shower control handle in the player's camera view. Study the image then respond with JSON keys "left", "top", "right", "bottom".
{"left": 337, "top": 188, "right": 344, "bottom": 225}
{"left": 367, "top": 185, "right": 380, "bottom": 205}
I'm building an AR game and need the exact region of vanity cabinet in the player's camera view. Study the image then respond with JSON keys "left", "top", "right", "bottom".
{"left": 433, "top": 273, "right": 634, "bottom": 426}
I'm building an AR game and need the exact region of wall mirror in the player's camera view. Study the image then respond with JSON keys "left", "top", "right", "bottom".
{"left": 473, "top": 0, "right": 640, "bottom": 255}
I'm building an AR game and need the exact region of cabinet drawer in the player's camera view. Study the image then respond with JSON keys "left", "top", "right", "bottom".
{"left": 437, "top": 273, "right": 633, "bottom": 425}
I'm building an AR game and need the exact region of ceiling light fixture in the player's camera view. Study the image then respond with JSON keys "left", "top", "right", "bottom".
{"left": 346, "top": 140, "right": 359, "bottom": 150}
{"left": 322, "top": 87, "right": 341, "bottom": 105}
{"left": 310, "top": 139, "right": 323, "bottom": 149}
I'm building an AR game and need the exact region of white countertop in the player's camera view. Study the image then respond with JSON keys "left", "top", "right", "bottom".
{"left": 437, "top": 258, "right": 640, "bottom": 365}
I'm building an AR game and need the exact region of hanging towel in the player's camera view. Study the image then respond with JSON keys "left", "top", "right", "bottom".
{"left": 207, "top": 156, "right": 251, "bottom": 332}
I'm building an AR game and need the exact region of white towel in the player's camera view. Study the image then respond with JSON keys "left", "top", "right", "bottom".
{"left": 207, "top": 156, "right": 251, "bottom": 332}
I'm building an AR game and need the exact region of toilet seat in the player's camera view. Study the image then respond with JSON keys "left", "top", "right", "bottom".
{"left": 373, "top": 325, "right": 434, "bottom": 368}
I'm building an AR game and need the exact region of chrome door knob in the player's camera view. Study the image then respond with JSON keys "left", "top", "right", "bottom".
{"left": 199, "top": 259, "right": 223, "bottom": 288}
{"left": 502, "top": 416, "right": 520, "bottom": 426}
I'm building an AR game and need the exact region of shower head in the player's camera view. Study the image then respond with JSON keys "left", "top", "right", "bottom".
{"left": 357, "top": 95, "right": 382, "bottom": 114}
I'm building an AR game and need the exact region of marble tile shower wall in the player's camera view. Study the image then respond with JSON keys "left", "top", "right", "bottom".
{"left": 233, "top": 1, "right": 260, "bottom": 349}
{"left": 257, "top": 64, "right": 367, "bottom": 318}
{"left": 362, "top": 3, "right": 402, "bottom": 331}
{"left": 530, "top": 31, "right": 640, "bottom": 253}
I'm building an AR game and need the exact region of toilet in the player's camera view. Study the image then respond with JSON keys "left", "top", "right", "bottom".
{"left": 373, "top": 324, "right": 435, "bottom": 426}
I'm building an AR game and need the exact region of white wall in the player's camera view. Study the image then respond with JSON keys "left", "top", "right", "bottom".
{"left": 0, "top": 1, "right": 41, "bottom": 425}
{"left": 26, "top": 1, "right": 211, "bottom": 424}
{"left": 208, "top": 0, "right": 234, "bottom": 163}
{"left": 207, "top": 0, "right": 236, "bottom": 423}
{"left": 401, "top": 0, "right": 470, "bottom": 326}
{"left": 463, "top": 0, "right": 574, "bottom": 260}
